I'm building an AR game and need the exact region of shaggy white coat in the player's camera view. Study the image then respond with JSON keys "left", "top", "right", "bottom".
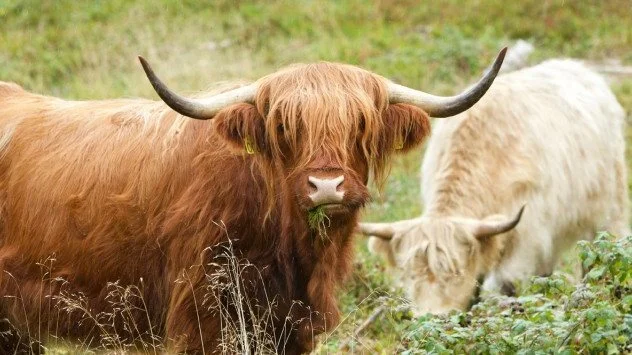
{"left": 366, "top": 59, "right": 630, "bottom": 314}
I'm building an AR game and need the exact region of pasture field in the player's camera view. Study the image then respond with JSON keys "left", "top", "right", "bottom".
{"left": 1, "top": 0, "right": 631, "bottom": 353}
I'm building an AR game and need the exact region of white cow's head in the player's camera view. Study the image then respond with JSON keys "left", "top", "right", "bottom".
{"left": 358, "top": 206, "right": 524, "bottom": 315}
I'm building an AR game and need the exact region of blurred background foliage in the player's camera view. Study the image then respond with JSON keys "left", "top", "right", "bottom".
{"left": 1, "top": 1, "right": 631, "bottom": 353}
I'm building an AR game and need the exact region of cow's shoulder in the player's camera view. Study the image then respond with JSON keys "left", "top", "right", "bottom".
{"left": 0, "top": 82, "right": 24, "bottom": 97}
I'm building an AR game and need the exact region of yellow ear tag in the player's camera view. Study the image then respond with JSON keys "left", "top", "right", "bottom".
{"left": 394, "top": 136, "right": 404, "bottom": 150}
{"left": 244, "top": 136, "right": 256, "bottom": 155}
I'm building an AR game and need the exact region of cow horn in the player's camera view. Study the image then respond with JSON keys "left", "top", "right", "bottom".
{"left": 356, "top": 217, "right": 424, "bottom": 240}
{"left": 138, "top": 56, "right": 257, "bottom": 120}
{"left": 472, "top": 205, "right": 525, "bottom": 239}
{"left": 356, "top": 222, "right": 396, "bottom": 240}
{"left": 387, "top": 47, "right": 507, "bottom": 118}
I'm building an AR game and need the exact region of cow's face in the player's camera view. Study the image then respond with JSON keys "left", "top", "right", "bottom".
{"left": 139, "top": 51, "right": 505, "bottom": 225}
{"left": 214, "top": 63, "right": 430, "bottom": 223}
{"left": 371, "top": 219, "right": 483, "bottom": 315}
{"left": 362, "top": 208, "right": 524, "bottom": 315}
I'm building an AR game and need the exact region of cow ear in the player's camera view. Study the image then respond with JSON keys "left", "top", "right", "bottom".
{"left": 382, "top": 103, "right": 431, "bottom": 153}
{"left": 214, "top": 103, "right": 268, "bottom": 156}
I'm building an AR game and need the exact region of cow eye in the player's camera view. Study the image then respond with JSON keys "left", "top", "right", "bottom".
{"left": 277, "top": 123, "right": 285, "bottom": 133}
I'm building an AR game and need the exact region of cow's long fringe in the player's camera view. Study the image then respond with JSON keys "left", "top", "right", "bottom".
{"left": 256, "top": 62, "right": 391, "bottom": 186}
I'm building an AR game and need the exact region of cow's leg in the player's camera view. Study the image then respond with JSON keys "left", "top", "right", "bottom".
{"left": 482, "top": 274, "right": 516, "bottom": 296}
{"left": 164, "top": 270, "right": 222, "bottom": 355}
{"left": 0, "top": 267, "right": 47, "bottom": 354}
{"left": 500, "top": 281, "right": 516, "bottom": 297}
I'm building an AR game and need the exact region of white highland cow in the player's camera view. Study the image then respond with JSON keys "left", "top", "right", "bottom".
{"left": 358, "top": 59, "right": 630, "bottom": 315}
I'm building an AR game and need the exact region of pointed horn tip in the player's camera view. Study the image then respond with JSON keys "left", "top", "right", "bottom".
{"left": 137, "top": 56, "right": 153, "bottom": 75}
{"left": 414, "top": 46, "right": 509, "bottom": 118}
{"left": 492, "top": 47, "right": 508, "bottom": 70}
{"left": 482, "top": 47, "right": 508, "bottom": 80}
{"left": 507, "top": 204, "right": 526, "bottom": 229}
{"left": 499, "top": 46, "right": 508, "bottom": 58}
{"left": 516, "top": 204, "right": 526, "bottom": 220}
{"left": 475, "top": 204, "right": 526, "bottom": 239}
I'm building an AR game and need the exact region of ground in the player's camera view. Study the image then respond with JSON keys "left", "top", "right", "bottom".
{"left": 1, "top": 1, "right": 631, "bottom": 353}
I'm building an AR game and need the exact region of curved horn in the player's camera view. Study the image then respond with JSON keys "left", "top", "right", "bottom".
{"left": 356, "top": 222, "right": 396, "bottom": 240}
{"left": 473, "top": 205, "right": 525, "bottom": 239}
{"left": 356, "top": 217, "right": 424, "bottom": 240}
{"left": 387, "top": 47, "right": 507, "bottom": 118}
{"left": 138, "top": 56, "right": 257, "bottom": 120}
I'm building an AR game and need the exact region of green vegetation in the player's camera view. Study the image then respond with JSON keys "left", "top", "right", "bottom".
{"left": 399, "top": 234, "right": 632, "bottom": 354}
{"left": 1, "top": 1, "right": 631, "bottom": 353}
{"left": 308, "top": 206, "right": 331, "bottom": 240}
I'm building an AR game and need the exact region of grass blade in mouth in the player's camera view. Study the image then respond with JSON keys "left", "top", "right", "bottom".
{"left": 307, "top": 206, "right": 331, "bottom": 240}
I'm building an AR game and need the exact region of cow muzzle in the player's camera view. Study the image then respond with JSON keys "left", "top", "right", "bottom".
{"left": 308, "top": 175, "right": 345, "bottom": 210}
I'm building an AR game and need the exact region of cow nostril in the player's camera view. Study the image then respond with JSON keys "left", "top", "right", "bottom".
{"left": 336, "top": 179, "right": 344, "bottom": 190}
{"left": 308, "top": 179, "right": 317, "bottom": 191}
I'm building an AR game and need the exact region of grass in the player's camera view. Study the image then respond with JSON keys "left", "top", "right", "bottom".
{"left": 307, "top": 206, "right": 331, "bottom": 241}
{"left": 1, "top": 0, "right": 631, "bottom": 353}
{"left": 398, "top": 234, "right": 632, "bottom": 354}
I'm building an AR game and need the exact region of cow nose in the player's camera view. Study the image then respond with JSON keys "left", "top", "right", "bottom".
{"left": 308, "top": 175, "right": 344, "bottom": 206}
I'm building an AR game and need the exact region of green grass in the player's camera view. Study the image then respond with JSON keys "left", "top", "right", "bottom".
{"left": 1, "top": 0, "right": 631, "bottom": 353}
{"left": 308, "top": 206, "right": 331, "bottom": 240}
{"left": 398, "top": 234, "right": 632, "bottom": 354}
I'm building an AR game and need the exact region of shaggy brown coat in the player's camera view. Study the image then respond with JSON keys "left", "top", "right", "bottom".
{"left": 0, "top": 63, "right": 430, "bottom": 354}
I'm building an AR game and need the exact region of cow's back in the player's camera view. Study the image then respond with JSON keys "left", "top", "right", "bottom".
{"left": 0, "top": 80, "right": 284, "bottom": 350}
{"left": 0, "top": 86, "right": 205, "bottom": 272}
{"left": 421, "top": 60, "right": 629, "bottom": 279}
{"left": 0, "top": 82, "right": 26, "bottom": 158}
{"left": 0, "top": 86, "right": 211, "bottom": 339}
